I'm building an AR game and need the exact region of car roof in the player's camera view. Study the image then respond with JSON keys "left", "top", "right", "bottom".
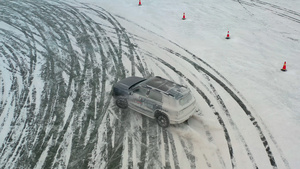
{"left": 141, "top": 76, "right": 189, "bottom": 99}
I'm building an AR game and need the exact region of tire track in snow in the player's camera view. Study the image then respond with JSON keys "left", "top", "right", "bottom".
{"left": 116, "top": 13, "right": 244, "bottom": 168}
{"left": 0, "top": 1, "right": 125, "bottom": 168}
{"left": 89, "top": 6, "right": 137, "bottom": 77}
{"left": 144, "top": 42, "right": 281, "bottom": 168}
{"left": 234, "top": 0, "right": 300, "bottom": 24}
{"left": 137, "top": 31, "right": 228, "bottom": 169}
{"left": 180, "top": 137, "right": 196, "bottom": 169}
{"left": 209, "top": 83, "right": 258, "bottom": 169}
{"left": 25, "top": 2, "right": 96, "bottom": 168}
{"left": 178, "top": 47, "right": 291, "bottom": 169}
{"left": 168, "top": 132, "right": 180, "bottom": 169}
{"left": 162, "top": 48, "right": 279, "bottom": 168}
{"left": 158, "top": 70, "right": 198, "bottom": 169}
{"left": 129, "top": 15, "right": 289, "bottom": 165}
{"left": 149, "top": 55, "right": 233, "bottom": 168}
{"left": 163, "top": 36, "right": 291, "bottom": 169}
{"left": 0, "top": 2, "right": 70, "bottom": 167}
{"left": 0, "top": 1, "right": 291, "bottom": 168}
{"left": 152, "top": 66, "right": 204, "bottom": 169}
{"left": 180, "top": 54, "right": 259, "bottom": 168}
{"left": 95, "top": 11, "right": 149, "bottom": 169}
{"left": 60, "top": 4, "right": 134, "bottom": 168}
{"left": 146, "top": 120, "right": 162, "bottom": 168}
{"left": 61, "top": 7, "right": 108, "bottom": 168}
{"left": 20, "top": 2, "right": 102, "bottom": 168}
{"left": 193, "top": 116, "right": 226, "bottom": 168}
{"left": 82, "top": 4, "right": 155, "bottom": 169}
{"left": 162, "top": 129, "right": 172, "bottom": 168}
{"left": 137, "top": 116, "right": 148, "bottom": 169}
{"left": 0, "top": 4, "right": 39, "bottom": 163}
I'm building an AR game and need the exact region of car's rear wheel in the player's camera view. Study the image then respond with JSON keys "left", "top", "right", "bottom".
{"left": 116, "top": 97, "right": 128, "bottom": 109}
{"left": 156, "top": 113, "right": 170, "bottom": 128}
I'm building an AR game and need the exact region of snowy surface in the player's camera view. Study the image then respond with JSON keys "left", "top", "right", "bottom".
{"left": 0, "top": 0, "right": 299, "bottom": 168}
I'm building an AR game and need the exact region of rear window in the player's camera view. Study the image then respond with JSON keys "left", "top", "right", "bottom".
{"left": 179, "top": 92, "right": 192, "bottom": 105}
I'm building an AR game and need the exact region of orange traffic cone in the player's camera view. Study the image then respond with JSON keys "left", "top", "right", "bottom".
{"left": 281, "top": 61, "right": 287, "bottom": 71}
{"left": 182, "top": 13, "right": 186, "bottom": 20}
{"left": 226, "top": 31, "right": 230, "bottom": 39}
{"left": 138, "top": 0, "right": 141, "bottom": 6}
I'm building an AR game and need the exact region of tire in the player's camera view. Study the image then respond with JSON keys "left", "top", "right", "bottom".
{"left": 156, "top": 113, "right": 170, "bottom": 128}
{"left": 116, "top": 97, "right": 128, "bottom": 109}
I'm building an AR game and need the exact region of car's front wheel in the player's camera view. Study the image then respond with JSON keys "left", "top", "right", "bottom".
{"left": 116, "top": 97, "right": 128, "bottom": 109}
{"left": 156, "top": 112, "right": 170, "bottom": 128}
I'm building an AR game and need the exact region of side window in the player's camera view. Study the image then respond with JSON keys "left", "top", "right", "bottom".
{"left": 148, "top": 90, "right": 162, "bottom": 102}
{"left": 133, "top": 87, "right": 148, "bottom": 96}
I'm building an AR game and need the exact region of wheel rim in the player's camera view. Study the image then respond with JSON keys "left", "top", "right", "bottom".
{"left": 158, "top": 116, "right": 167, "bottom": 127}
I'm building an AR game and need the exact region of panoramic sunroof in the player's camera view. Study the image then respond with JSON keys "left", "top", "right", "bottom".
{"left": 145, "top": 77, "right": 175, "bottom": 92}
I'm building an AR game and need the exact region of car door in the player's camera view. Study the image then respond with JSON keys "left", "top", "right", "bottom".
{"left": 129, "top": 87, "right": 147, "bottom": 112}
{"left": 143, "top": 90, "right": 162, "bottom": 117}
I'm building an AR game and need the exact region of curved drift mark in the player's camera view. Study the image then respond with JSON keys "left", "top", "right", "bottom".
{"left": 233, "top": 0, "right": 300, "bottom": 24}
{"left": 150, "top": 55, "right": 234, "bottom": 169}
{"left": 164, "top": 48, "right": 278, "bottom": 168}
{"left": 0, "top": 1, "right": 133, "bottom": 168}
{"left": 161, "top": 36, "right": 290, "bottom": 169}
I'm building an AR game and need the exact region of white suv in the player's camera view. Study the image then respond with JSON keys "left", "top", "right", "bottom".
{"left": 112, "top": 76, "right": 197, "bottom": 128}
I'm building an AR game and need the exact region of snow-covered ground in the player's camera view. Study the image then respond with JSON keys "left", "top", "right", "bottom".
{"left": 0, "top": 0, "right": 299, "bottom": 168}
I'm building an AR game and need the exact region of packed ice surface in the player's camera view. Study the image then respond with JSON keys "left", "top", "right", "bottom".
{"left": 0, "top": 0, "right": 299, "bottom": 168}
